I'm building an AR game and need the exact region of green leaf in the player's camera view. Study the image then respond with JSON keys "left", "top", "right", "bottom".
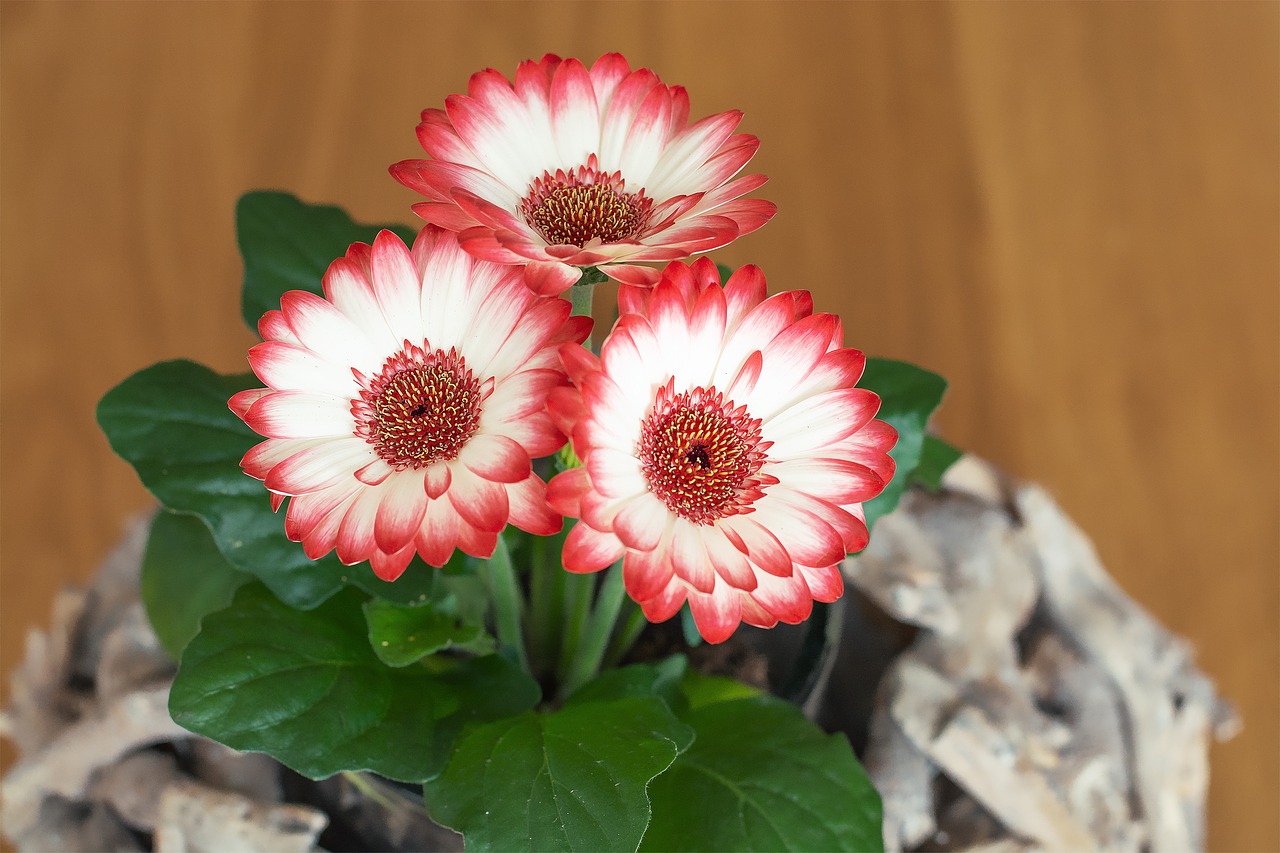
{"left": 680, "top": 672, "right": 762, "bottom": 711}
{"left": 170, "top": 583, "right": 539, "bottom": 782}
{"left": 641, "top": 683, "right": 883, "bottom": 853}
{"left": 566, "top": 656, "right": 689, "bottom": 720}
{"left": 910, "top": 434, "right": 963, "bottom": 492}
{"left": 858, "top": 358, "right": 948, "bottom": 532}
{"left": 364, "top": 598, "right": 495, "bottom": 667}
{"left": 423, "top": 672, "right": 694, "bottom": 852}
{"left": 237, "top": 191, "right": 417, "bottom": 331}
{"left": 141, "top": 510, "right": 253, "bottom": 659}
{"left": 97, "top": 359, "right": 436, "bottom": 609}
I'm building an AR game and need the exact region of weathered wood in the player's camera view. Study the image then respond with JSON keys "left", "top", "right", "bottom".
{"left": 847, "top": 457, "right": 1238, "bottom": 852}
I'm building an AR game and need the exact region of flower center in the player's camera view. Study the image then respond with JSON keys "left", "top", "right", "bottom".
{"left": 520, "top": 161, "right": 652, "bottom": 247}
{"left": 353, "top": 345, "right": 483, "bottom": 470}
{"left": 638, "top": 383, "right": 772, "bottom": 525}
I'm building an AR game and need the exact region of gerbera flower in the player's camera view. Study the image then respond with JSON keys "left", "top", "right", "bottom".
{"left": 546, "top": 259, "right": 896, "bottom": 643}
{"left": 389, "top": 53, "right": 776, "bottom": 295}
{"left": 229, "top": 227, "right": 590, "bottom": 581}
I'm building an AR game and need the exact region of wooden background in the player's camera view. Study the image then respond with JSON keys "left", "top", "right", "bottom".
{"left": 2, "top": 2, "right": 1276, "bottom": 849}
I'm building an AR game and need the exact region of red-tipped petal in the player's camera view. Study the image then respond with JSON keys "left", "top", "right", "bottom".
{"left": 563, "top": 521, "right": 624, "bottom": 573}
{"left": 374, "top": 475, "right": 429, "bottom": 554}
{"left": 623, "top": 545, "right": 676, "bottom": 603}
{"left": 687, "top": 583, "right": 743, "bottom": 644}
{"left": 612, "top": 494, "right": 671, "bottom": 551}
{"left": 506, "top": 474, "right": 562, "bottom": 536}
{"left": 525, "top": 261, "right": 582, "bottom": 295}
{"left": 415, "top": 501, "right": 462, "bottom": 567}
{"left": 797, "top": 563, "right": 844, "bottom": 603}
{"left": 670, "top": 521, "right": 714, "bottom": 593}
{"left": 370, "top": 544, "right": 417, "bottom": 582}
{"left": 459, "top": 433, "right": 531, "bottom": 484}
{"left": 447, "top": 469, "right": 510, "bottom": 533}
{"left": 749, "top": 569, "right": 814, "bottom": 625}
{"left": 546, "top": 466, "right": 591, "bottom": 518}
{"left": 721, "top": 517, "right": 793, "bottom": 578}
{"left": 639, "top": 578, "right": 687, "bottom": 623}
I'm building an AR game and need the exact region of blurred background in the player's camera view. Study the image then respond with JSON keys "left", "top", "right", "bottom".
{"left": 2, "top": 2, "right": 1275, "bottom": 849}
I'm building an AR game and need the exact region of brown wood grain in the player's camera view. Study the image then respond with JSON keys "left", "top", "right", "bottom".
{"left": 2, "top": 2, "right": 1275, "bottom": 849}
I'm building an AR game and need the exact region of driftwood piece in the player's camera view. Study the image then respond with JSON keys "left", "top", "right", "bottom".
{"left": 153, "top": 778, "right": 327, "bottom": 853}
{"left": 1, "top": 684, "right": 187, "bottom": 840}
{"left": 846, "top": 456, "right": 1238, "bottom": 852}
{"left": 88, "top": 750, "right": 181, "bottom": 832}
{"left": 20, "top": 797, "right": 145, "bottom": 853}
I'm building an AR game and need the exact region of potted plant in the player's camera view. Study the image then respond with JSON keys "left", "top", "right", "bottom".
{"left": 1, "top": 53, "right": 1232, "bottom": 853}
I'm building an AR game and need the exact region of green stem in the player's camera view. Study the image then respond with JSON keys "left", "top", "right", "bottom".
{"left": 479, "top": 532, "right": 529, "bottom": 673}
{"left": 601, "top": 599, "right": 647, "bottom": 670}
{"left": 556, "top": 566, "right": 596, "bottom": 690}
{"left": 561, "top": 559, "right": 628, "bottom": 699}
{"left": 527, "top": 528, "right": 566, "bottom": 680}
{"left": 569, "top": 279, "right": 597, "bottom": 317}
{"left": 340, "top": 768, "right": 424, "bottom": 814}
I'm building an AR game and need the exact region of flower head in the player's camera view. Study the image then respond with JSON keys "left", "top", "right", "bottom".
{"left": 230, "top": 227, "right": 590, "bottom": 581}
{"left": 546, "top": 259, "right": 896, "bottom": 643}
{"left": 390, "top": 53, "right": 776, "bottom": 295}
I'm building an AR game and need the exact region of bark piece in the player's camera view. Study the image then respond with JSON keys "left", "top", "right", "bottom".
{"left": 153, "top": 777, "right": 326, "bottom": 853}
{"left": 1, "top": 685, "right": 189, "bottom": 840}
{"left": 1017, "top": 484, "right": 1239, "bottom": 852}
{"left": 926, "top": 706, "right": 1094, "bottom": 851}
{"left": 96, "top": 603, "right": 177, "bottom": 703}
{"left": 1, "top": 586, "right": 90, "bottom": 759}
{"left": 189, "top": 740, "right": 282, "bottom": 804}
{"left": 14, "top": 797, "right": 143, "bottom": 853}
{"left": 87, "top": 750, "right": 180, "bottom": 832}
{"left": 845, "top": 457, "right": 1236, "bottom": 853}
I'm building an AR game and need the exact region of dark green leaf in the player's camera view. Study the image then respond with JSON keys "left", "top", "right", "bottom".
{"left": 565, "top": 656, "right": 690, "bottom": 726}
{"left": 171, "top": 583, "right": 539, "bottom": 782}
{"left": 641, "top": 683, "right": 883, "bottom": 852}
{"left": 858, "top": 358, "right": 948, "bottom": 532}
{"left": 237, "top": 191, "right": 417, "bottom": 331}
{"left": 910, "top": 435, "right": 963, "bottom": 492}
{"left": 423, "top": 676, "right": 693, "bottom": 852}
{"left": 141, "top": 510, "right": 253, "bottom": 659}
{"left": 364, "top": 598, "right": 495, "bottom": 667}
{"left": 97, "top": 359, "right": 437, "bottom": 609}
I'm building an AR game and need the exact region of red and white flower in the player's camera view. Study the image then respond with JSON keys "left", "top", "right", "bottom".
{"left": 229, "top": 227, "right": 589, "bottom": 581}
{"left": 546, "top": 259, "right": 896, "bottom": 643}
{"left": 390, "top": 53, "right": 776, "bottom": 295}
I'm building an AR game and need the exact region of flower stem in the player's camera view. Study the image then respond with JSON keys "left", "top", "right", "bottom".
{"left": 556, "top": 563, "right": 596, "bottom": 691}
{"left": 569, "top": 279, "right": 597, "bottom": 318}
{"left": 527, "top": 528, "right": 566, "bottom": 679}
{"left": 560, "top": 559, "right": 628, "bottom": 699}
{"left": 601, "top": 599, "right": 647, "bottom": 670}
{"left": 340, "top": 771, "right": 418, "bottom": 813}
{"left": 479, "top": 532, "right": 529, "bottom": 673}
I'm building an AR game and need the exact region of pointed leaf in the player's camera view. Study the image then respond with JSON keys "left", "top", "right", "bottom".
{"left": 641, "top": 683, "right": 883, "bottom": 852}
{"left": 170, "top": 583, "right": 539, "bottom": 782}
{"left": 910, "top": 435, "right": 963, "bottom": 491}
{"left": 567, "top": 656, "right": 688, "bottom": 714}
{"left": 141, "top": 510, "right": 252, "bottom": 659}
{"left": 858, "top": 358, "right": 948, "bottom": 531}
{"left": 364, "top": 598, "right": 495, "bottom": 667}
{"left": 423, "top": 688, "right": 692, "bottom": 852}
{"left": 238, "top": 191, "right": 417, "bottom": 331}
{"left": 97, "top": 359, "right": 437, "bottom": 608}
